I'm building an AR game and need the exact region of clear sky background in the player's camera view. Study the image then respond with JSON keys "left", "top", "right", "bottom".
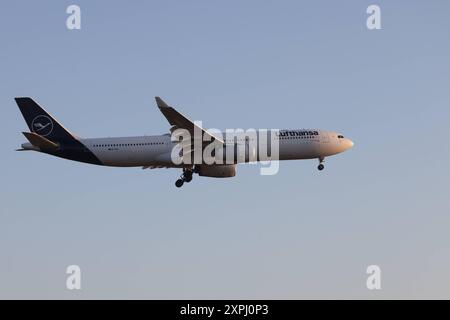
{"left": 1, "top": 1, "right": 450, "bottom": 299}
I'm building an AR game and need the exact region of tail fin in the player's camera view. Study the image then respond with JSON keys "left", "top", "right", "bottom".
{"left": 14, "top": 97, "right": 76, "bottom": 142}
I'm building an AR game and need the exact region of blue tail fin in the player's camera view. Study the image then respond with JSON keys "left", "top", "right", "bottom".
{"left": 15, "top": 97, "right": 76, "bottom": 142}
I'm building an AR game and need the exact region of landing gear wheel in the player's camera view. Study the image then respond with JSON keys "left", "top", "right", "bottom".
{"left": 175, "top": 179, "right": 184, "bottom": 188}
{"left": 318, "top": 164, "right": 324, "bottom": 171}
{"left": 184, "top": 175, "right": 192, "bottom": 183}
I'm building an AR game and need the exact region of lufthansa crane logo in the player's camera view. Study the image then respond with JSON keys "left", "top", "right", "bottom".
{"left": 31, "top": 115, "right": 54, "bottom": 137}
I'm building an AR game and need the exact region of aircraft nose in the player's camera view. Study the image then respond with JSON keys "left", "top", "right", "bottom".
{"left": 345, "top": 138, "right": 354, "bottom": 149}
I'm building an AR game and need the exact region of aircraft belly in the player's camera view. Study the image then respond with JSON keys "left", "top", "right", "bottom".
{"left": 279, "top": 141, "right": 321, "bottom": 160}
{"left": 91, "top": 148, "right": 163, "bottom": 167}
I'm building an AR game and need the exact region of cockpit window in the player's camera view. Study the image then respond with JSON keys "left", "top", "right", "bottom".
{"left": 338, "top": 135, "right": 344, "bottom": 139}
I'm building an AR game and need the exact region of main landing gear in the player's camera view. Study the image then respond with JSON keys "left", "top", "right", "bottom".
{"left": 175, "top": 168, "right": 193, "bottom": 188}
{"left": 317, "top": 157, "right": 325, "bottom": 171}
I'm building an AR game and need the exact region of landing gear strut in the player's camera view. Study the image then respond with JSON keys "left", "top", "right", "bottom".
{"left": 317, "top": 157, "right": 325, "bottom": 171}
{"left": 175, "top": 168, "right": 194, "bottom": 188}
{"left": 184, "top": 169, "right": 193, "bottom": 182}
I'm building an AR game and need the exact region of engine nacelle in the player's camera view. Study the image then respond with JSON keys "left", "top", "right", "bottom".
{"left": 195, "top": 164, "right": 237, "bottom": 178}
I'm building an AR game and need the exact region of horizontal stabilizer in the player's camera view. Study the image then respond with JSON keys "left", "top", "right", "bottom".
{"left": 22, "top": 132, "right": 59, "bottom": 150}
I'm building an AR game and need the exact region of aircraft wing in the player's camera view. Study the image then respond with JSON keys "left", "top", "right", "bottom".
{"left": 155, "top": 97, "right": 224, "bottom": 144}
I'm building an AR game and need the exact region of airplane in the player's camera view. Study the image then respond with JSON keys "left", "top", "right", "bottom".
{"left": 14, "top": 97, "right": 354, "bottom": 187}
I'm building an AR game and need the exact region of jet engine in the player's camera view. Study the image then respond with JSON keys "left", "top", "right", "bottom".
{"left": 195, "top": 164, "right": 237, "bottom": 178}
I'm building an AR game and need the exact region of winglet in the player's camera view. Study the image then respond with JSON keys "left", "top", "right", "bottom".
{"left": 155, "top": 96, "right": 170, "bottom": 109}
{"left": 154, "top": 96, "right": 224, "bottom": 144}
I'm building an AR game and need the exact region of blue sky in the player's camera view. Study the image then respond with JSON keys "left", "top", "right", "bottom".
{"left": 1, "top": 1, "right": 450, "bottom": 298}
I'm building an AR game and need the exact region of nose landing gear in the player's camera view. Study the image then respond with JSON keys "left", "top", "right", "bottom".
{"left": 175, "top": 168, "right": 194, "bottom": 188}
{"left": 317, "top": 157, "right": 325, "bottom": 171}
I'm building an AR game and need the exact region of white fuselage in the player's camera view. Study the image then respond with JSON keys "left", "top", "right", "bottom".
{"left": 76, "top": 129, "right": 353, "bottom": 167}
